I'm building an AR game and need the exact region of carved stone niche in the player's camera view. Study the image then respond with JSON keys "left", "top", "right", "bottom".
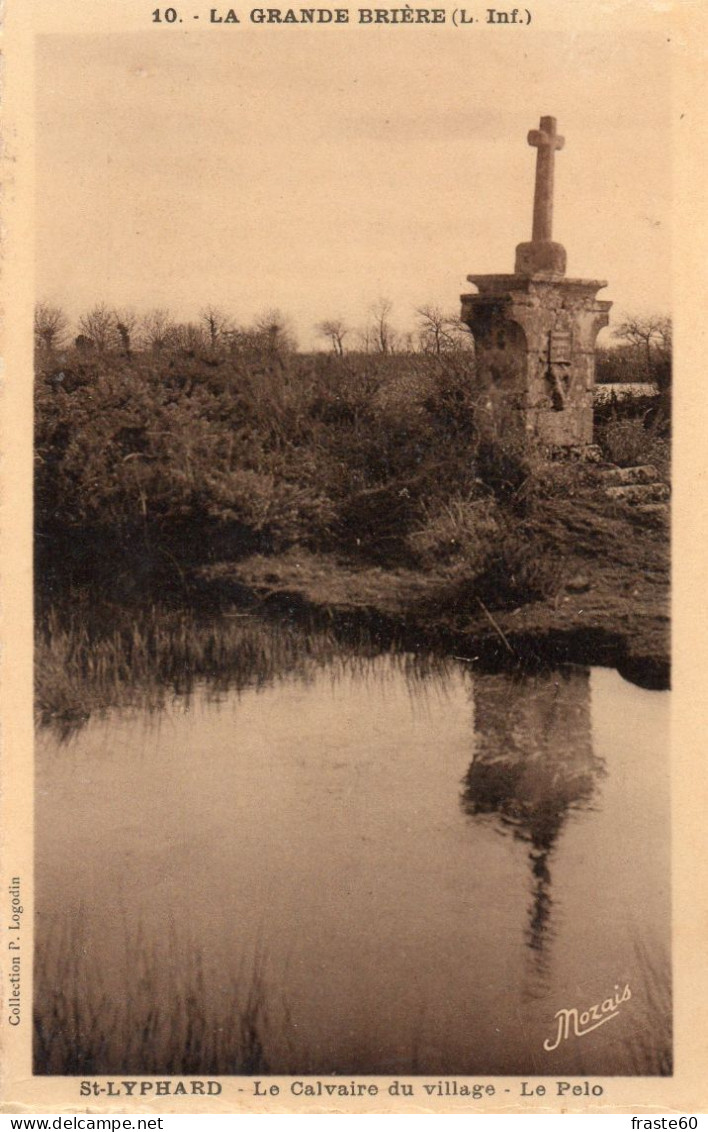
{"left": 461, "top": 274, "right": 612, "bottom": 449}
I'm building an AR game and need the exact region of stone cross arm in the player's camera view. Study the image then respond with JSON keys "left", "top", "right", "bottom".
{"left": 528, "top": 116, "right": 565, "bottom": 154}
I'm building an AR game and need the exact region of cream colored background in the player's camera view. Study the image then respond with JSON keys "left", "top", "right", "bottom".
{"left": 33, "top": 20, "right": 671, "bottom": 347}
{"left": 2, "top": 0, "right": 707, "bottom": 1114}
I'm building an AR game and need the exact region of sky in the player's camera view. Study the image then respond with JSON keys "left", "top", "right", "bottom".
{"left": 35, "top": 9, "right": 673, "bottom": 348}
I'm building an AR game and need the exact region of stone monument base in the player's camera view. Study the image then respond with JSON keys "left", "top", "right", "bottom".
{"left": 514, "top": 240, "right": 567, "bottom": 276}
{"left": 461, "top": 273, "right": 612, "bottom": 449}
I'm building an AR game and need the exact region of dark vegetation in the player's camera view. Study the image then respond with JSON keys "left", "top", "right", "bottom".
{"left": 36, "top": 317, "right": 669, "bottom": 577}
{"left": 595, "top": 314, "right": 672, "bottom": 390}
{"left": 35, "top": 921, "right": 280, "bottom": 1074}
{"left": 595, "top": 314, "right": 672, "bottom": 444}
{"left": 35, "top": 302, "right": 671, "bottom": 724}
{"left": 35, "top": 341, "right": 544, "bottom": 587}
{"left": 34, "top": 305, "right": 672, "bottom": 1080}
{"left": 35, "top": 594, "right": 461, "bottom": 734}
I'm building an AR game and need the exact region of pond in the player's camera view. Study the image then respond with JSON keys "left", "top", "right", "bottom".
{"left": 35, "top": 650, "right": 670, "bottom": 1077}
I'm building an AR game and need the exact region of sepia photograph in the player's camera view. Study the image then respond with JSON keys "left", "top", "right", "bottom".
{"left": 6, "top": 0, "right": 707, "bottom": 1115}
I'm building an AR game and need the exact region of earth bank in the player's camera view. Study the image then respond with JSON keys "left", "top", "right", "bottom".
{"left": 196, "top": 471, "right": 670, "bottom": 690}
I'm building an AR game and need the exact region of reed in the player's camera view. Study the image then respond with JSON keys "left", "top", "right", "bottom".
{"left": 34, "top": 917, "right": 283, "bottom": 1075}
{"left": 36, "top": 595, "right": 457, "bottom": 733}
{"left": 623, "top": 937, "right": 672, "bottom": 1076}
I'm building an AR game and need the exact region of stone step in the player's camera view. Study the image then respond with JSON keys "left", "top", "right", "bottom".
{"left": 636, "top": 502, "right": 670, "bottom": 518}
{"left": 604, "top": 482, "right": 670, "bottom": 505}
{"left": 594, "top": 383, "right": 659, "bottom": 406}
{"left": 598, "top": 464, "right": 660, "bottom": 486}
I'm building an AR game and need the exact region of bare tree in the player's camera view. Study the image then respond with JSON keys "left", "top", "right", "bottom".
{"left": 114, "top": 308, "right": 138, "bottom": 357}
{"left": 415, "top": 304, "right": 470, "bottom": 355}
{"left": 353, "top": 325, "right": 373, "bottom": 354}
{"left": 316, "top": 318, "right": 349, "bottom": 356}
{"left": 614, "top": 315, "right": 672, "bottom": 385}
{"left": 171, "top": 321, "right": 208, "bottom": 356}
{"left": 398, "top": 330, "right": 417, "bottom": 354}
{"left": 140, "top": 308, "right": 175, "bottom": 354}
{"left": 34, "top": 302, "right": 69, "bottom": 353}
{"left": 416, "top": 304, "right": 448, "bottom": 356}
{"left": 199, "top": 306, "right": 235, "bottom": 352}
{"left": 656, "top": 317, "right": 672, "bottom": 354}
{"left": 252, "top": 308, "right": 297, "bottom": 354}
{"left": 78, "top": 303, "right": 117, "bottom": 354}
{"left": 369, "top": 298, "right": 396, "bottom": 355}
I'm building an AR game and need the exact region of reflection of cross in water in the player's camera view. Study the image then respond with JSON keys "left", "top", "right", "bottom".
{"left": 460, "top": 667, "right": 604, "bottom": 980}
{"left": 528, "top": 847, "right": 552, "bottom": 958}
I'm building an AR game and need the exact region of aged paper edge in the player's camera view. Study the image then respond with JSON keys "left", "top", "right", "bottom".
{"left": 1, "top": 0, "right": 708, "bottom": 1115}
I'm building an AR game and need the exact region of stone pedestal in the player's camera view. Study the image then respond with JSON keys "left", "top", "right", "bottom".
{"left": 460, "top": 116, "right": 613, "bottom": 450}
{"left": 461, "top": 273, "right": 612, "bottom": 449}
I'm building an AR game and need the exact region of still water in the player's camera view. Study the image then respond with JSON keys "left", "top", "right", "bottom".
{"left": 35, "top": 657, "right": 670, "bottom": 1076}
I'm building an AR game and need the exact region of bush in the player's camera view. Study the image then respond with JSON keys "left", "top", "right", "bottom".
{"left": 407, "top": 495, "right": 501, "bottom": 569}
{"left": 34, "top": 343, "right": 578, "bottom": 583}
{"left": 471, "top": 529, "right": 563, "bottom": 608}
{"left": 596, "top": 417, "right": 670, "bottom": 473}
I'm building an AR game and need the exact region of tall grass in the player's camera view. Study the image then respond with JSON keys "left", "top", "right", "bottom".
{"left": 35, "top": 594, "right": 460, "bottom": 732}
{"left": 623, "top": 937, "right": 672, "bottom": 1076}
{"left": 595, "top": 415, "right": 670, "bottom": 476}
{"left": 34, "top": 918, "right": 282, "bottom": 1075}
{"left": 35, "top": 602, "right": 336, "bottom": 730}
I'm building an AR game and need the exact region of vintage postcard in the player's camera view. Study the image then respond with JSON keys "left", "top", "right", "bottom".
{"left": 1, "top": 0, "right": 707, "bottom": 1115}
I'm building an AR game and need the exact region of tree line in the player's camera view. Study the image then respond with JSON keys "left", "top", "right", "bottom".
{"left": 35, "top": 299, "right": 671, "bottom": 388}
{"left": 34, "top": 299, "right": 474, "bottom": 361}
{"left": 596, "top": 314, "right": 672, "bottom": 391}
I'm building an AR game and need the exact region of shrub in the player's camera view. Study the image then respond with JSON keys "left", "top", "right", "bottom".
{"left": 34, "top": 343, "right": 587, "bottom": 582}
{"left": 471, "top": 529, "right": 563, "bottom": 609}
{"left": 596, "top": 417, "right": 670, "bottom": 474}
{"left": 407, "top": 495, "right": 501, "bottom": 569}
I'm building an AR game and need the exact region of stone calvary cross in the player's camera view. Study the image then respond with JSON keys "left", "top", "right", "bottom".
{"left": 529, "top": 115, "right": 564, "bottom": 243}
{"left": 461, "top": 113, "right": 613, "bottom": 450}
{"left": 515, "top": 114, "right": 568, "bottom": 275}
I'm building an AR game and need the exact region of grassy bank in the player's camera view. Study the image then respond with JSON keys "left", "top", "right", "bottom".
{"left": 36, "top": 343, "right": 670, "bottom": 712}
{"left": 37, "top": 344, "right": 667, "bottom": 576}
